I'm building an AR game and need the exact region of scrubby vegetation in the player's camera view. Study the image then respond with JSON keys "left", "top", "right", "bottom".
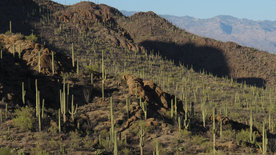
{"left": 0, "top": 0, "right": 276, "bottom": 154}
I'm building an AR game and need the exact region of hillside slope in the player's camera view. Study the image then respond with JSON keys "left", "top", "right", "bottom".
{"left": 118, "top": 12, "right": 276, "bottom": 87}
{"left": 1, "top": 0, "right": 276, "bottom": 154}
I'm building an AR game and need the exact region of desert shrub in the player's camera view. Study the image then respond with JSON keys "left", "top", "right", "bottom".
{"left": 235, "top": 129, "right": 250, "bottom": 146}
{"left": 221, "top": 129, "right": 235, "bottom": 141}
{"left": 25, "top": 33, "right": 38, "bottom": 42}
{"left": 83, "top": 135, "right": 94, "bottom": 150}
{"left": 121, "top": 147, "right": 131, "bottom": 155}
{"left": 84, "top": 65, "right": 98, "bottom": 73}
{"left": 32, "top": 145, "right": 49, "bottom": 155}
{"left": 13, "top": 106, "right": 35, "bottom": 131}
{"left": 69, "top": 131, "right": 82, "bottom": 150}
{"left": 0, "top": 147, "right": 14, "bottom": 155}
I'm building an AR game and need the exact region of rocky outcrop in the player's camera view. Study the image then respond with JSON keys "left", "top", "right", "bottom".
{"left": 0, "top": 33, "right": 72, "bottom": 75}
{"left": 123, "top": 74, "right": 184, "bottom": 113}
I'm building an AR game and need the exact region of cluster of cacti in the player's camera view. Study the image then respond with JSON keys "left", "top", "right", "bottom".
{"left": 60, "top": 78, "right": 69, "bottom": 123}
{"left": 35, "top": 79, "right": 44, "bottom": 131}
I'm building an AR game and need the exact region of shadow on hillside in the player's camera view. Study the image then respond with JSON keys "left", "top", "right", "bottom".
{"left": 235, "top": 77, "right": 266, "bottom": 88}
{"left": 140, "top": 40, "right": 230, "bottom": 77}
{"left": 0, "top": 0, "right": 40, "bottom": 34}
{"left": 139, "top": 40, "right": 266, "bottom": 88}
{"left": 0, "top": 50, "right": 63, "bottom": 109}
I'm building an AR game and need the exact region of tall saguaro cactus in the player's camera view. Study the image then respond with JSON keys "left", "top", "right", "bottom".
{"left": 110, "top": 97, "right": 114, "bottom": 142}
{"left": 212, "top": 107, "right": 216, "bottom": 154}
{"left": 60, "top": 78, "right": 67, "bottom": 123}
{"left": 101, "top": 50, "right": 105, "bottom": 99}
{"left": 9, "top": 21, "right": 12, "bottom": 33}
{"left": 68, "top": 95, "right": 77, "bottom": 121}
{"left": 35, "top": 79, "right": 40, "bottom": 118}
{"left": 51, "top": 51, "right": 54, "bottom": 75}
{"left": 38, "top": 51, "right": 41, "bottom": 73}
{"left": 22, "top": 82, "right": 26, "bottom": 105}
{"left": 71, "top": 43, "right": 75, "bottom": 67}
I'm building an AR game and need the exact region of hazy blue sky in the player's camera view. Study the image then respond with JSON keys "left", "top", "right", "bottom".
{"left": 53, "top": 0, "right": 276, "bottom": 20}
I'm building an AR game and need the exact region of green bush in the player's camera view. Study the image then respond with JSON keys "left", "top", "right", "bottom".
{"left": 235, "top": 129, "right": 250, "bottom": 146}
{"left": 25, "top": 33, "right": 38, "bottom": 42}
{"left": 13, "top": 106, "right": 35, "bottom": 131}
{"left": 0, "top": 147, "right": 14, "bottom": 155}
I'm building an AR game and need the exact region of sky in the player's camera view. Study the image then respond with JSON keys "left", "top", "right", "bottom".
{"left": 53, "top": 0, "right": 276, "bottom": 21}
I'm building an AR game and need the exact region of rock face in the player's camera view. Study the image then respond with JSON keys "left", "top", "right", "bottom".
{"left": 123, "top": 74, "right": 183, "bottom": 113}
{"left": 0, "top": 34, "right": 72, "bottom": 75}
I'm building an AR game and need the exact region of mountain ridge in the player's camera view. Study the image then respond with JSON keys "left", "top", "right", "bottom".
{"left": 121, "top": 10, "right": 276, "bottom": 54}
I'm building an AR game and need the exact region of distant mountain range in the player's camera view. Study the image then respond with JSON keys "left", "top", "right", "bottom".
{"left": 121, "top": 10, "right": 276, "bottom": 54}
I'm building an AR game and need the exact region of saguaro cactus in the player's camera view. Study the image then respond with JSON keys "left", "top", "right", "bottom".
{"left": 51, "top": 51, "right": 54, "bottom": 75}
{"left": 71, "top": 43, "right": 75, "bottom": 67}
{"left": 68, "top": 95, "right": 78, "bottom": 121}
{"left": 139, "top": 124, "right": 145, "bottom": 155}
{"left": 183, "top": 96, "right": 190, "bottom": 129}
{"left": 22, "top": 82, "right": 26, "bottom": 105}
{"left": 9, "top": 21, "right": 12, "bottom": 33}
{"left": 110, "top": 97, "right": 114, "bottom": 141}
{"left": 38, "top": 51, "right": 41, "bottom": 73}
{"left": 35, "top": 79, "right": 40, "bottom": 118}
{"left": 212, "top": 107, "right": 216, "bottom": 154}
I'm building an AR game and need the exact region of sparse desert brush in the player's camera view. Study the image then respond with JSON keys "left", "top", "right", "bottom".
{"left": 13, "top": 106, "right": 35, "bottom": 131}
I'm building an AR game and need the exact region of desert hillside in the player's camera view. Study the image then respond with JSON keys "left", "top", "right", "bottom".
{"left": 0, "top": 0, "right": 276, "bottom": 154}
